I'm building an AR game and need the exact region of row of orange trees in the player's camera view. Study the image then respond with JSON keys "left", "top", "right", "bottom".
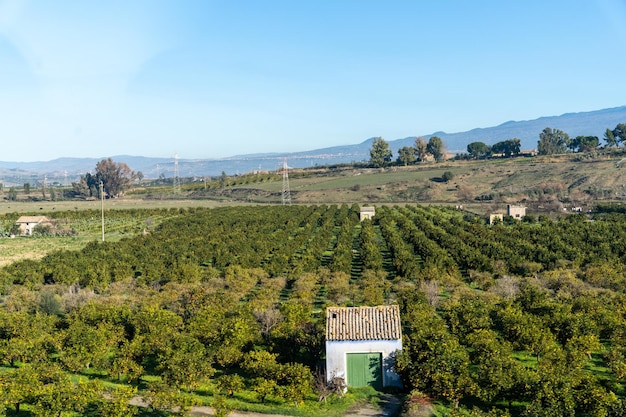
{"left": 3, "top": 204, "right": 626, "bottom": 415}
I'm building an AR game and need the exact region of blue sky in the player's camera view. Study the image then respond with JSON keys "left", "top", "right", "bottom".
{"left": 1, "top": 0, "right": 625, "bottom": 161}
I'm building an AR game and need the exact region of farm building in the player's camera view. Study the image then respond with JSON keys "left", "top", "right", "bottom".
{"left": 359, "top": 206, "right": 375, "bottom": 221}
{"left": 14, "top": 216, "right": 53, "bottom": 236}
{"left": 489, "top": 213, "right": 504, "bottom": 224}
{"left": 507, "top": 204, "right": 526, "bottom": 220}
{"left": 325, "top": 305, "right": 403, "bottom": 390}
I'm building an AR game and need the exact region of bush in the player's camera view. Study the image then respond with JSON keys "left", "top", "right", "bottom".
{"left": 442, "top": 171, "right": 455, "bottom": 182}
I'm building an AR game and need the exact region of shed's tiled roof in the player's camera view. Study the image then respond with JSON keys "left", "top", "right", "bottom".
{"left": 326, "top": 305, "right": 401, "bottom": 341}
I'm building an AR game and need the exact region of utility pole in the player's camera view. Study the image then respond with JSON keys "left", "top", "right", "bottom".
{"left": 100, "top": 181, "right": 105, "bottom": 242}
{"left": 173, "top": 153, "right": 181, "bottom": 194}
{"left": 282, "top": 158, "right": 291, "bottom": 205}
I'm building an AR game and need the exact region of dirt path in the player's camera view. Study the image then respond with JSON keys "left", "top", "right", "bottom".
{"left": 186, "top": 394, "right": 403, "bottom": 417}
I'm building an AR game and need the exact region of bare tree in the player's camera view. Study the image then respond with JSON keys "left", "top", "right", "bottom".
{"left": 420, "top": 280, "right": 441, "bottom": 307}
{"left": 95, "top": 158, "right": 137, "bottom": 197}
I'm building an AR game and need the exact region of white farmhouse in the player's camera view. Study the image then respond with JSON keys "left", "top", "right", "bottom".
{"left": 15, "top": 216, "right": 53, "bottom": 236}
{"left": 507, "top": 204, "right": 526, "bottom": 220}
{"left": 325, "top": 305, "right": 403, "bottom": 390}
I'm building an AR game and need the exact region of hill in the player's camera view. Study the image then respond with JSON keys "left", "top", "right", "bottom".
{"left": 0, "top": 105, "right": 624, "bottom": 182}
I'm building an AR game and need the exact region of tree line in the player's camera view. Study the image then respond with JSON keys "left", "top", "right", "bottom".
{"left": 369, "top": 122, "right": 626, "bottom": 166}
{"left": 370, "top": 136, "right": 446, "bottom": 168}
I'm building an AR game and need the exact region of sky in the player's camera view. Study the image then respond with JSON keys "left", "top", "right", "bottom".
{"left": 1, "top": 0, "right": 626, "bottom": 162}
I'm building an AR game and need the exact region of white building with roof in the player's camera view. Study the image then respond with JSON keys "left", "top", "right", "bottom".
{"left": 359, "top": 206, "right": 375, "bottom": 221}
{"left": 325, "top": 305, "right": 403, "bottom": 389}
{"left": 15, "top": 216, "right": 53, "bottom": 236}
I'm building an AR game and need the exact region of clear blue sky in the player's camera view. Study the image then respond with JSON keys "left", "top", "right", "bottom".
{"left": 1, "top": 0, "right": 625, "bottom": 161}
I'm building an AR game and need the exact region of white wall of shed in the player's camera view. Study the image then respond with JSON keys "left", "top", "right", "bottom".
{"left": 325, "top": 339, "right": 403, "bottom": 388}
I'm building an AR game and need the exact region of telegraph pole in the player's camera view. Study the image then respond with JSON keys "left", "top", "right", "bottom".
{"left": 100, "top": 181, "right": 105, "bottom": 242}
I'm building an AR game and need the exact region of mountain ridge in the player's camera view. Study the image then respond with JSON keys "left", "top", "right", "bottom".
{"left": 1, "top": 105, "right": 624, "bottom": 182}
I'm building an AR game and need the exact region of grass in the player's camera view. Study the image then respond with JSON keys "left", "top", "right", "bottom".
{"left": 0, "top": 236, "right": 92, "bottom": 267}
{"left": 220, "top": 152, "right": 626, "bottom": 210}
{"left": 0, "top": 199, "right": 250, "bottom": 267}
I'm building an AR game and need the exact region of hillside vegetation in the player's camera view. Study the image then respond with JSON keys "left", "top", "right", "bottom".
{"left": 2, "top": 204, "right": 626, "bottom": 416}
{"left": 138, "top": 151, "right": 626, "bottom": 212}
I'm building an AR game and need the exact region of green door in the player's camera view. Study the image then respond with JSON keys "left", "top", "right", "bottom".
{"left": 346, "top": 352, "right": 382, "bottom": 390}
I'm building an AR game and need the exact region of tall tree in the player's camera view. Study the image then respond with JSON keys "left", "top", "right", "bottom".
{"left": 95, "top": 158, "right": 137, "bottom": 198}
{"left": 414, "top": 137, "right": 428, "bottom": 162}
{"left": 396, "top": 146, "right": 416, "bottom": 166}
{"left": 537, "top": 127, "right": 570, "bottom": 155}
{"left": 570, "top": 136, "right": 599, "bottom": 153}
{"left": 613, "top": 123, "right": 626, "bottom": 145}
{"left": 604, "top": 128, "right": 617, "bottom": 147}
{"left": 467, "top": 141, "right": 490, "bottom": 159}
{"left": 426, "top": 136, "right": 445, "bottom": 162}
{"left": 369, "top": 137, "right": 392, "bottom": 167}
{"left": 492, "top": 138, "right": 521, "bottom": 157}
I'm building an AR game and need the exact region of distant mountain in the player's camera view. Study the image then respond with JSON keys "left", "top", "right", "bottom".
{"left": 403, "top": 105, "right": 626, "bottom": 153}
{"left": 0, "top": 106, "right": 624, "bottom": 183}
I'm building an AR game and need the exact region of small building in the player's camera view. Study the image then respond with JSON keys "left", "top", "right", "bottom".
{"left": 489, "top": 213, "right": 504, "bottom": 224}
{"left": 15, "top": 216, "right": 53, "bottom": 236}
{"left": 360, "top": 206, "right": 375, "bottom": 221}
{"left": 325, "top": 305, "right": 403, "bottom": 390}
{"left": 507, "top": 204, "right": 526, "bottom": 220}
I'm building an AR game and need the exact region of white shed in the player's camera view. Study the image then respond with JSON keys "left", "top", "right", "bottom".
{"left": 325, "top": 305, "right": 403, "bottom": 389}
{"left": 360, "top": 206, "right": 375, "bottom": 221}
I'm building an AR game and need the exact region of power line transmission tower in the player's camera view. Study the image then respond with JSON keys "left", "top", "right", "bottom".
{"left": 173, "top": 153, "right": 181, "bottom": 194}
{"left": 282, "top": 158, "right": 291, "bottom": 205}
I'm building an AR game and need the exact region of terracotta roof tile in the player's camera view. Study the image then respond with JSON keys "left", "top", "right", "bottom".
{"left": 326, "top": 305, "right": 401, "bottom": 341}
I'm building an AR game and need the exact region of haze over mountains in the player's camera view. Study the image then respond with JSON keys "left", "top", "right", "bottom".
{"left": 1, "top": 105, "right": 625, "bottom": 183}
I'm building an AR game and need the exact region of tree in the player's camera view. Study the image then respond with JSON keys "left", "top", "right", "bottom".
{"left": 415, "top": 137, "right": 428, "bottom": 162}
{"left": 467, "top": 141, "right": 490, "bottom": 159}
{"left": 537, "top": 127, "right": 570, "bottom": 155}
{"left": 492, "top": 138, "right": 521, "bottom": 157}
{"left": 396, "top": 301, "right": 474, "bottom": 408}
{"left": 570, "top": 136, "right": 599, "bottom": 153}
{"left": 467, "top": 329, "right": 529, "bottom": 405}
{"left": 8, "top": 186, "right": 17, "bottom": 201}
{"left": 93, "top": 385, "right": 138, "bottom": 417}
{"left": 60, "top": 320, "right": 122, "bottom": 372}
{"left": 0, "top": 365, "right": 39, "bottom": 413}
{"left": 397, "top": 146, "right": 416, "bottom": 166}
{"left": 95, "top": 158, "right": 136, "bottom": 198}
{"left": 369, "top": 137, "right": 392, "bottom": 167}
{"left": 157, "top": 333, "right": 214, "bottom": 390}
{"left": 604, "top": 128, "right": 617, "bottom": 147}
{"left": 427, "top": 136, "right": 445, "bottom": 162}
{"left": 613, "top": 123, "right": 626, "bottom": 145}
{"left": 442, "top": 171, "right": 454, "bottom": 182}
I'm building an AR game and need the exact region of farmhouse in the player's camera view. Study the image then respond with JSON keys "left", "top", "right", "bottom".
{"left": 359, "top": 206, "right": 375, "bottom": 221}
{"left": 14, "top": 216, "right": 53, "bottom": 236}
{"left": 507, "top": 204, "right": 526, "bottom": 220}
{"left": 325, "top": 305, "right": 403, "bottom": 389}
